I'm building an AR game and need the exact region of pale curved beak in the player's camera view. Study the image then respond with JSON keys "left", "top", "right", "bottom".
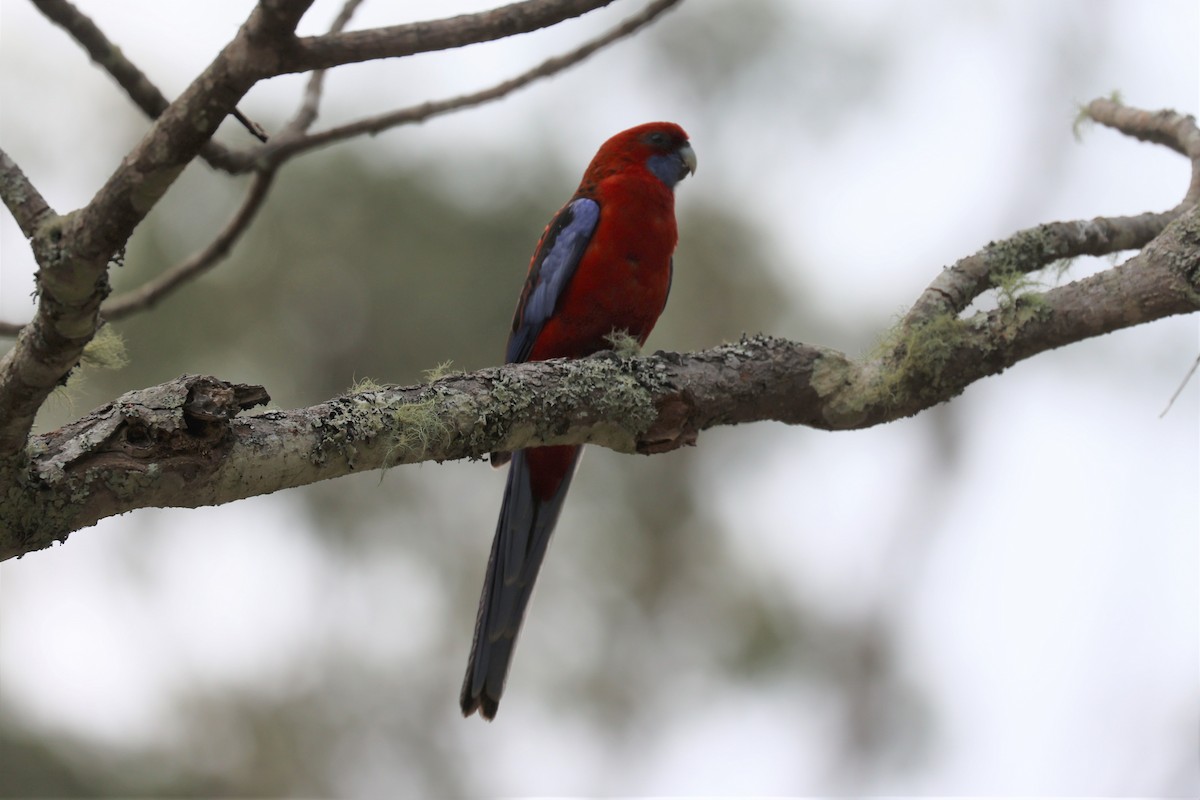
{"left": 678, "top": 142, "right": 698, "bottom": 177}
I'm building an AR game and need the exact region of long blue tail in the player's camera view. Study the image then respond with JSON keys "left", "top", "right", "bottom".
{"left": 461, "top": 446, "right": 582, "bottom": 719}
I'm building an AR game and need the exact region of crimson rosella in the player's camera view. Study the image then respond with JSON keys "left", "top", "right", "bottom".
{"left": 461, "top": 123, "right": 696, "bottom": 720}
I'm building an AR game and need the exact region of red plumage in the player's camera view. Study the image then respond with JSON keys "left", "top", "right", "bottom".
{"left": 461, "top": 122, "right": 695, "bottom": 720}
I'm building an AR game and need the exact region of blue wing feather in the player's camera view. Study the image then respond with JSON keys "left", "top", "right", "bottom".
{"left": 506, "top": 197, "right": 600, "bottom": 364}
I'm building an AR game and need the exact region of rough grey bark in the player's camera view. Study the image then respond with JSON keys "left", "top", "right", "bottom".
{"left": 0, "top": 0, "right": 1197, "bottom": 561}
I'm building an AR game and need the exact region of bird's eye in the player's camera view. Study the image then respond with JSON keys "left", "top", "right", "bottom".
{"left": 645, "top": 131, "right": 669, "bottom": 147}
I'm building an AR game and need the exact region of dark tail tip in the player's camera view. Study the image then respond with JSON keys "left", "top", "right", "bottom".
{"left": 460, "top": 684, "right": 500, "bottom": 721}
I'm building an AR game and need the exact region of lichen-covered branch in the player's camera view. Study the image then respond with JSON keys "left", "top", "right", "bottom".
{"left": 1, "top": 5, "right": 1197, "bottom": 567}
{"left": 900, "top": 210, "right": 1179, "bottom": 331}
{"left": 4, "top": 203, "right": 1197, "bottom": 562}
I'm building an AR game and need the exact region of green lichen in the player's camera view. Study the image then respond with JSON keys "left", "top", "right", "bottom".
{"left": 1050, "top": 256, "right": 1077, "bottom": 281}
{"left": 877, "top": 312, "right": 971, "bottom": 405}
{"left": 79, "top": 325, "right": 128, "bottom": 371}
{"left": 810, "top": 353, "right": 855, "bottom": 399}
{"left": 479, "top": 355, "right": 659, "bottom": 455}
{"left": 309, "top": 397, "right": 366, "bottom": 469}
{"left": 423, "top": 360, "right": 460, "bottom": 382}
{"left": 0, "top": 468, "right": 85, "bottom": 558}
{"left": 35, "top": 213, "right": 67, "bottom": 244}
{"left": 990, "top": 268, "right": 1042, "bottom": 308}
{"left": 384, "top": 398, "right": 448, "bottom": 467}
{"left": 97, "top": 464, "right": 161, "bottom": 502}
{"left": 603, "top": 329, "right": 642, "bottom": 357}
{"left": 574, "top": 357, "right": 656, "bottom": 433}
{"left": 989, "top": 267, "right": 1053, "bottom": 333}
{"left": 986, "top": 225, "right": 1060, "bottom": 276}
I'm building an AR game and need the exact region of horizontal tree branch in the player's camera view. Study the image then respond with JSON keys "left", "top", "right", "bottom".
{"left": 3, "top": 202, "right": 1195, "bottom": 560}
{"left": 2, "top": 4, "right": 1197, "bottom": 571}
{"left": 283, "top": 0, "right": 614, "bottom": 73}
{"left": 251, "top": 0, "right": 683, "bottom": 168}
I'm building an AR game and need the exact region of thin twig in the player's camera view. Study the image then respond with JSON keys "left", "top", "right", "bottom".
{"left": 101, "top": 170, "right": 277, "bottom": 320}
{"left": 97, "top": 1, "right": 362, "bottom": 324}
{"left": 1087, "top": 98, "right": 1200, "bottom": 158}
{"left": 259, "top": 0, "right": 683, "bottom": 166}
{"left": 1160, "top": 352, "right": 1200, "bottom": 418}
{"left": 1088, "top": 97, "right": 1200, "bottom": 204}
{"left": 280, "top": 0, "right": 368, "bottom": 138}
{"left": 233, "top": 109, "right": 270, "bottom": 143}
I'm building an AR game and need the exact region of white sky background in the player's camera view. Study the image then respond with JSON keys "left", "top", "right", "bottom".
{"left": 1, "top": 0, "right": 1198, "bottom": 795}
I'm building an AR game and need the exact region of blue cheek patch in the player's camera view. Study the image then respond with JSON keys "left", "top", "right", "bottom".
{"left": 646, "top": 152, "right": 686, "bottom": 189}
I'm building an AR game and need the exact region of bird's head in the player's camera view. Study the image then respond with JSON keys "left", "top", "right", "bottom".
{"left": 584, "top": 122, "right": 696, "bottom": 190}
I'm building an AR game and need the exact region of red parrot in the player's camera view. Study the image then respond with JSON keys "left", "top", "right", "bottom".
{"left": 461, "top": 123, "right": 696, "bottom": 720}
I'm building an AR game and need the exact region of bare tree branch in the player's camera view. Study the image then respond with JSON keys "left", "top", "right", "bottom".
{"left": 100, "top": 169, "right": 277, "bottom": 320}
{"left": 1086, "top": 97, "right": 1200, "bottom": 159}
{"left": 1086, "top": 97, "right": 1200, "bottom": 203}
{"left": 280, "top": 0, "right": 368, "bottom": 138}
{"left": 231, "top": 109, "right": 270, "bottom": 143}
{"left": 283, "top": 0, "right": 615, "bottom": 73}
{"left": 255, "top": 0, "right": 684, "bottom": 166}
{"left": 84, "top": 2, "right": 367, "bottom": 324}
{"left": 94, "top": 1, "right": 365, "bottom": 322}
